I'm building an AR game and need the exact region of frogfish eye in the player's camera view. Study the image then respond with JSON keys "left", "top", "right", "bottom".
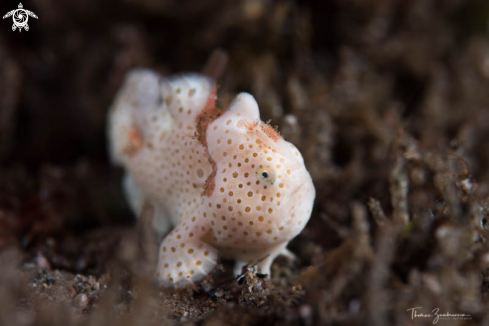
{"left": 257, "top": 166, "right": 276, "bottom": 184}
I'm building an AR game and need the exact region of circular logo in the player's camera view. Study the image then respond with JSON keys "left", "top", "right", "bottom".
{"left": 13, "top": 10, "right": 28, "bottom": 28}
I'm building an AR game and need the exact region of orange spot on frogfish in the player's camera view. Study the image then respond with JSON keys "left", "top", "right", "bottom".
{"left": 123, "top": 126, "right": 144, "bottom": 156}
{"left": 261, "top": 123, "right": 280, "bottom": 142}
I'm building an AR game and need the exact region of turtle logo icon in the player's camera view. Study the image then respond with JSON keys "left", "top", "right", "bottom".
{"left": 3, "top": 3, "right": 38, "bottom": 32}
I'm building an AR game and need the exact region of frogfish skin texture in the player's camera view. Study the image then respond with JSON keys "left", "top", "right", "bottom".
{"left": 108, "top": 70, "right": 315, "bottom": 288}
